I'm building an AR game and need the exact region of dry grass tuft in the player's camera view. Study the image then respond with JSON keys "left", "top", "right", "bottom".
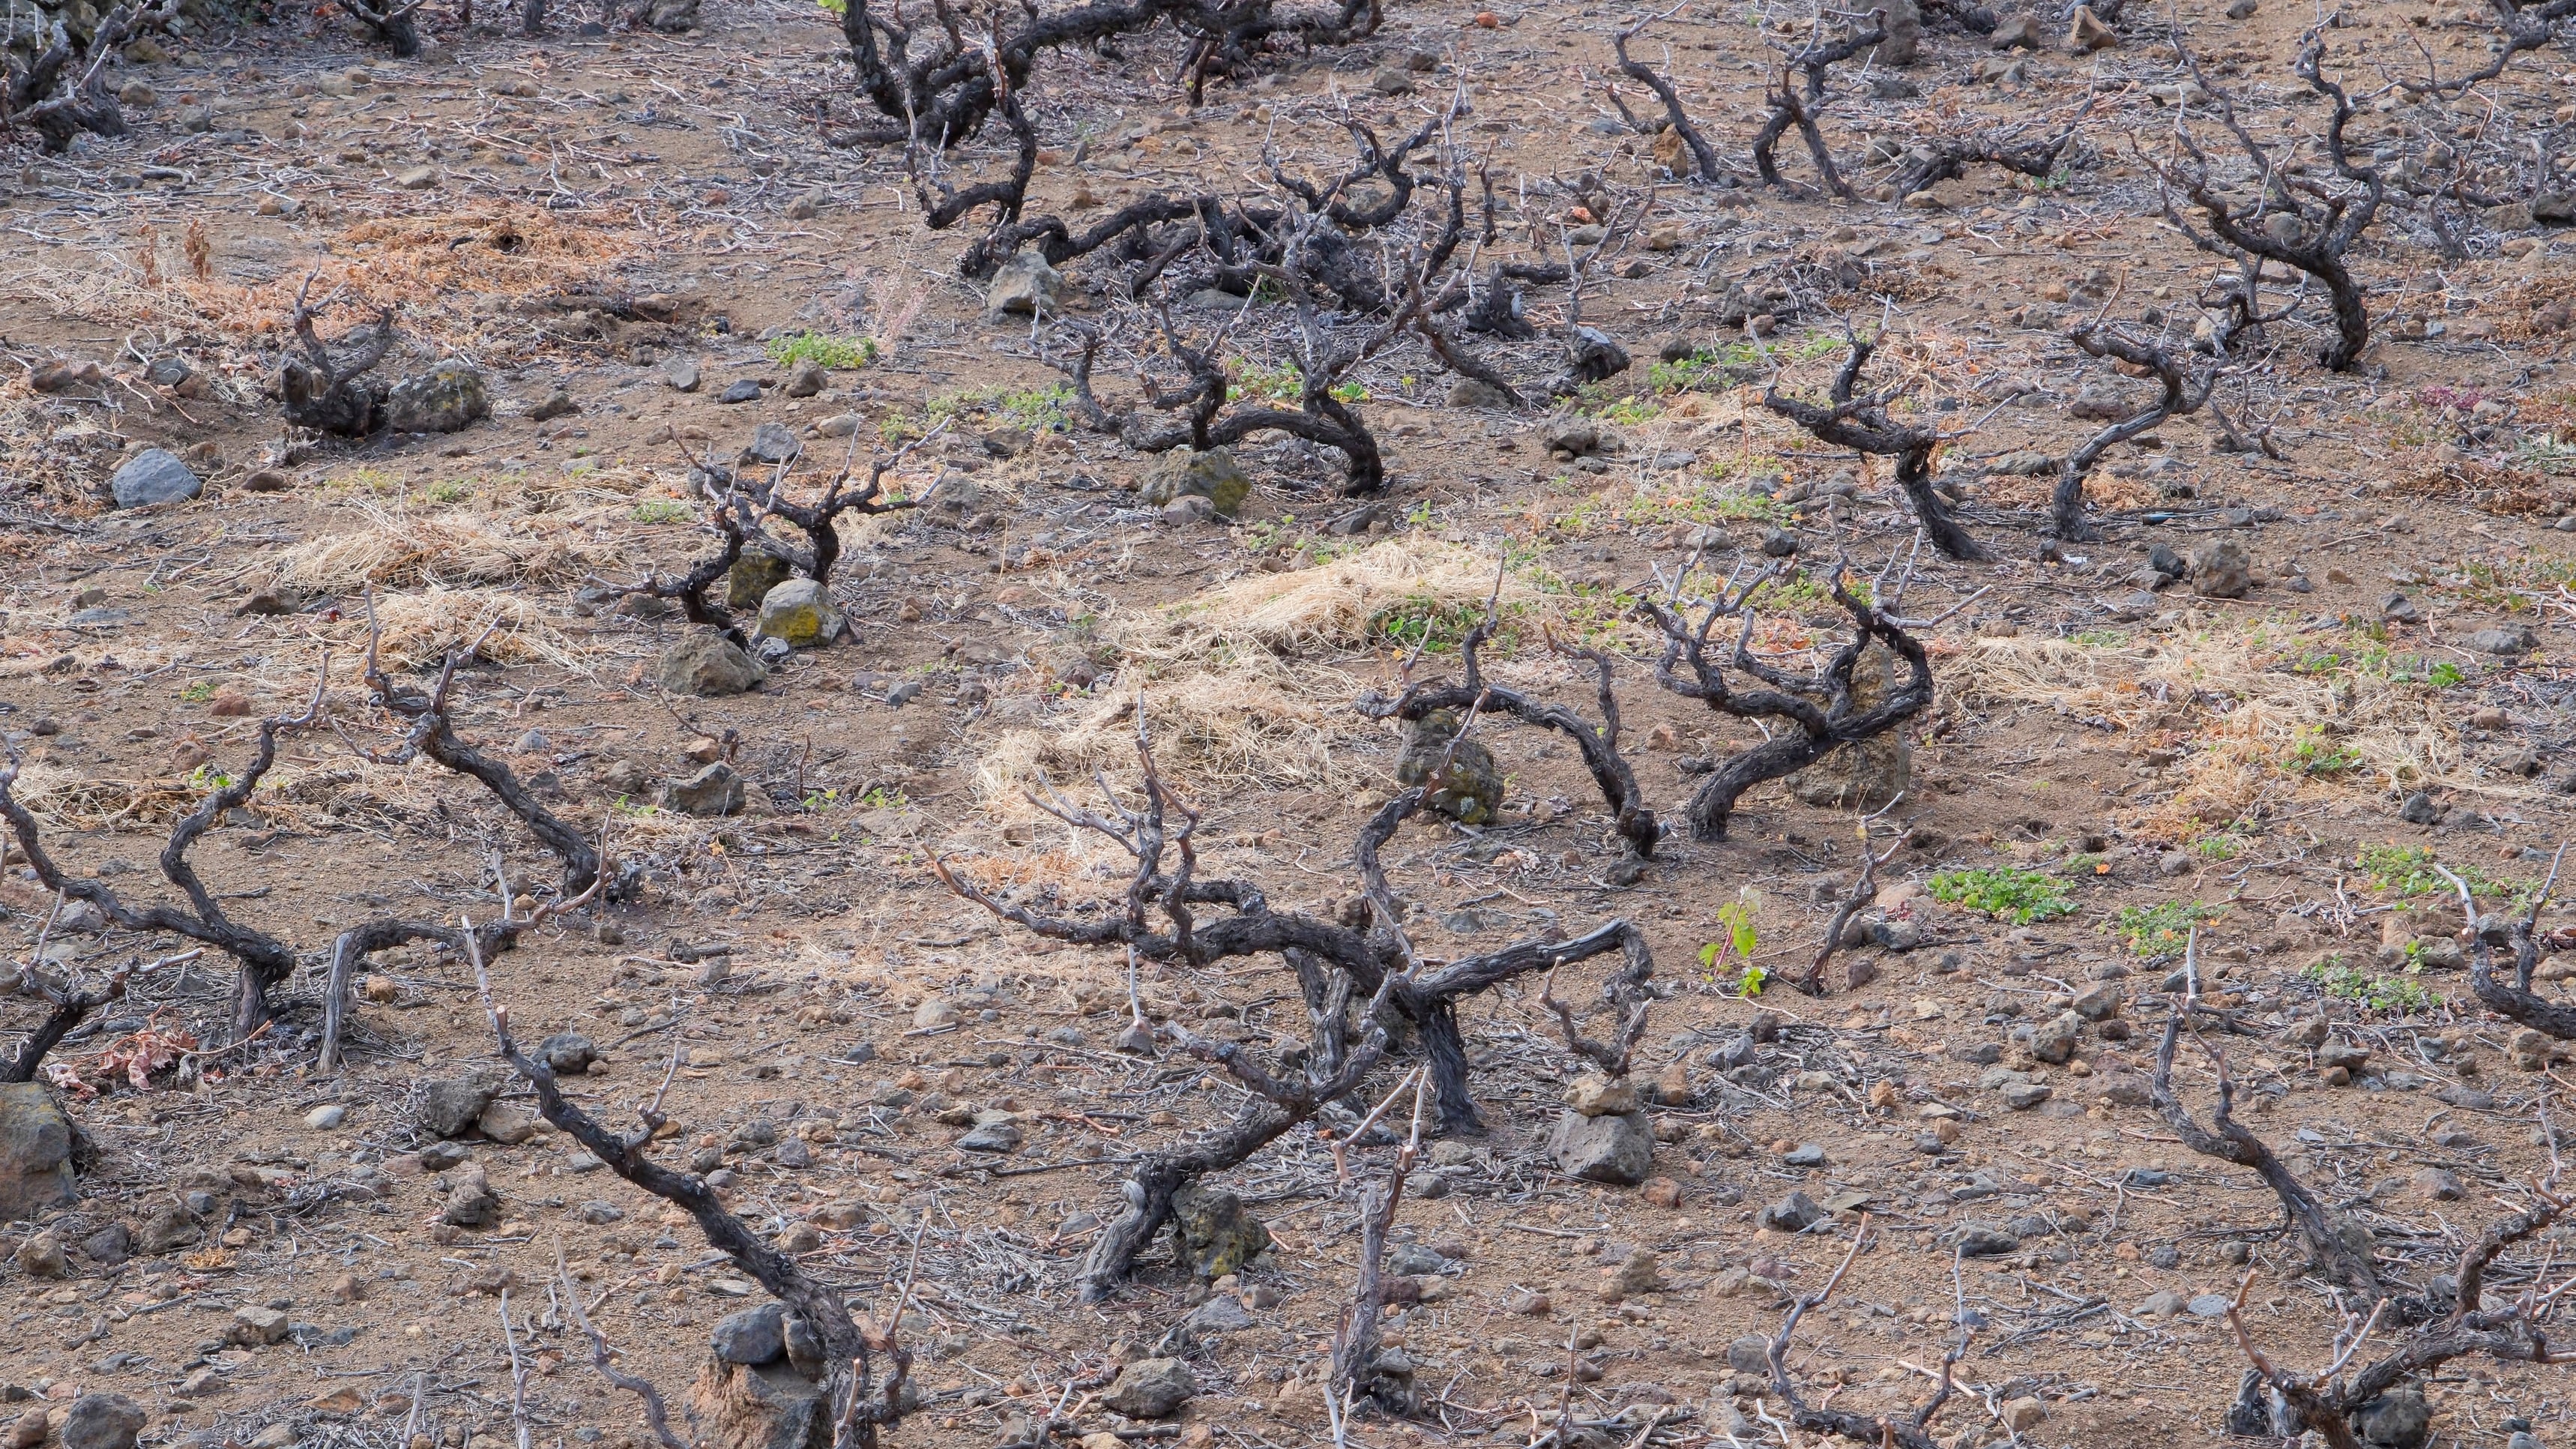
{"left": 1117, "top": 537, "right": 1548, "bottom": 663}
{"left": 1971, "top": 467, "right": 2158, "bottom": 513}
{"left": 273, "top": 504, "right": 624, "bottom": 591}
{"left": 349, "top": 588, "right": 594, "bottom": 672}
{"left": 5, "top": 763, "right": 335, "bottom": 831}
{"left": 1955, "top": 630, "right": 2470, "bottom": 842}
{"left": 2386, "top": 451, "right": 2575, "bottom": 518}
{"left": 38, "top": 205, "right": 632, "bottom": 356}
{"left": 974, "top": 540, "right": 1549, "bottom": 816}
{"left": 974, "top": 659, "right": 1351, "bottom": 818}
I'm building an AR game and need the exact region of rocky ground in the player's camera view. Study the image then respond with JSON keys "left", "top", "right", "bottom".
{"left": 2, "top": 0, "right": 2576, "bottom": 1448}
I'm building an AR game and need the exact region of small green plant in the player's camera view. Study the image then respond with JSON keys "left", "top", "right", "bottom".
{"left": 178, "top": 680, "right": 217, "bottom": 703}
{"left": 1228, "top": 360, "right": 1364, "bottom": 406}
{"left": 858, "top": 786, "right": 909, "bottom": 810}
{"left": 423, "top": 480, "right": 473, "bottom": 505}
{"left": 1699, "top": 892, "right": 1764, "bottom": 993}
{"left": 2192, "top": 831, "right": 2242, "bottom": 861}
{"left": 632, "top": 498, "right": 693, "bottom": 524}
{"left": 2303, "top": 957, "right": 2440, "bottom": 1013}
{"left": 1576, "top": 390, "right": 1659, "bottom": 427}
{"left": 2284, "top": 726, "right": 2360, "bottom": 777}
{"left": 2426, "top": 661, "right": 2465, "bottom": 689}
{"left": 2108, "top": 901, "right": 2224, "bottom": 959}
{"left": 1928, "top": 867, "right": 2076, "bottom": 924}
{"left": 2356, "top": 843, "right": 2519, "bottom": 900}
{"left": 609, "top": 795, "right": 664, "bottom": 819}
{"left": 767, "top": 331, "right": 877, "bottom": 370}
{"left": 800, "top": 787, "right": 841, "bottom": 812}
{"left": 1373, "top": 591, "right": 1519, "bottom": 654}
{"left": 184, "top": 765, "right": 235, "bottom": 792}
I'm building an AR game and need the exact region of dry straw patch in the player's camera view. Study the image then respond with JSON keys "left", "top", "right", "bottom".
{"left": 34, "top": 206, "right": 631, "bottom": 355}
{"left": 975, "top": 540, "right": 1555, "bottom": 816}
{"left": 339, "top": 588, "right": 595, "bottom": 672}
{"left": 1955, "top": 629, "right": 2469, "bottom": 842}
{"left": 272, "top": 503, "right": 625, "bottom": 591}
{"left": 1119, "top": 537, "right": 1550, "bottom": 662}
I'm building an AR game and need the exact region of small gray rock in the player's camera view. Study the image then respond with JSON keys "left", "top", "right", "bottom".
{"left": 1101, "top": 1358, "right": 1195, "bottom": 1419}
{"left": 657, "top": 631, "right": 766, "bottom": 697}
{"left": 57, "top": 1394, "right": 148, "bottom": 1449}
{"left": 1756, "top": 1190, "right": 1827, "bottom": 1233}
{"left": 1387, "top": 1243, "right": 1450, "bottom": 1275}
{"left": 663, "top": 762, "right": 745, "bottom": 817}
{"left": 2464, "top": 626, "right": 2535, "bottom": 655}
{"left": 1547, "top": 1109, "right": 1653, "bottom": 1184}
{"left": 711, "top": 1304, "right": 787, "bottom": 1365}
{"left": 417, "top": 1074, "right": 500, "bottom": 1139}
{"left": 2189, "top": 539, "right": 2251, "bottom": 598}
{"left": 743, "top": 422, "right": 802, "bottom": 464}
{"left": 1186, "top": 1295, "right": 1255, "bottom": 1334}
{"left": 717, "top": 379, "right": 761, "bottom": 405}
{"left": 1949, "top": 1224, "right": 2020, "bottom": 1256}
{"left": 537, "top": 1032, "right": 597, "bottom": 1075}
{"left": 2398, "top": 791, "right": 2441, "bottom": 825}
{"left": 663, "top": 357, "right": 702, "bottom": 392}
{"left": 109, "top": 448, "right": 202, "bottom": 509}
{"left": 985, "top": 250, "right": 1062, "bottom": 318}
{"left": 956, "top": 1118, "right": 1024, "bottom": 1153}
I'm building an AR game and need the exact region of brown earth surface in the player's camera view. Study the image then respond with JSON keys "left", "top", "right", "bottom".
{"left": 3, "top": 0, "right": 2576, "bottom": 1448}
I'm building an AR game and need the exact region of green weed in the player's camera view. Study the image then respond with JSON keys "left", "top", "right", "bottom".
{"left": 1374, "top": 591, "right": 1521, "bottom": 654}
{"left": 767, "top": 331, "right": 877, "bottom": 370}
{"left": 2284, "top": 726, "right": 2360, "bottom": 777}
{"left": 2108, "top": 901, "right": 2223, "bottom": 959}
{"left": 1230, "top": 360, "right": 1364, "bottom": 406}
{"left": 178, "top": 680, "right": 217, "bottom": 703}
{"left": 2303, "top": 957, "right": 2440, "bottom": 1013}
{"left": 2357, "top": 843, "right": 2520, "bottom": 900}
{"left": 1928, "top": 867, "right": 2076, "bottom": 924}
{"left": 632, "top": 499, "right": 693, "bottom": 524}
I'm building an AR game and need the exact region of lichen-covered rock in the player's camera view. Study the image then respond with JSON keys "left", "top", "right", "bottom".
{"left": 756, "top": 579, "right": 843, "bottom": 648}
{"left": 1395, "top": 708, "right": 1503, "bottom": 825}
{"left": 726, "top": 550, "right": 794, "bottom": 611}
{"left": 1138, "top": 447, "right": 1250, "bottom": 517}
{"left": 659, "top": 631, "right": 767, "bottom": 697}
{"left": 1171, "top": 1181, "right": 1270, "bottom": 1279}
{"left": 1791, "top": 642, "right": 1908, "bottom": 808}
{"left": 384, "top": 360, "right": 491, "bottom": 433}
{"left": 0, "top": 1082, "right": 77, "bottom": 1222}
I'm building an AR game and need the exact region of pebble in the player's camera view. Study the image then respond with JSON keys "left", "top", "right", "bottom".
{"left": 303, "top": 1105, "right": 346, "bottom": 1130}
